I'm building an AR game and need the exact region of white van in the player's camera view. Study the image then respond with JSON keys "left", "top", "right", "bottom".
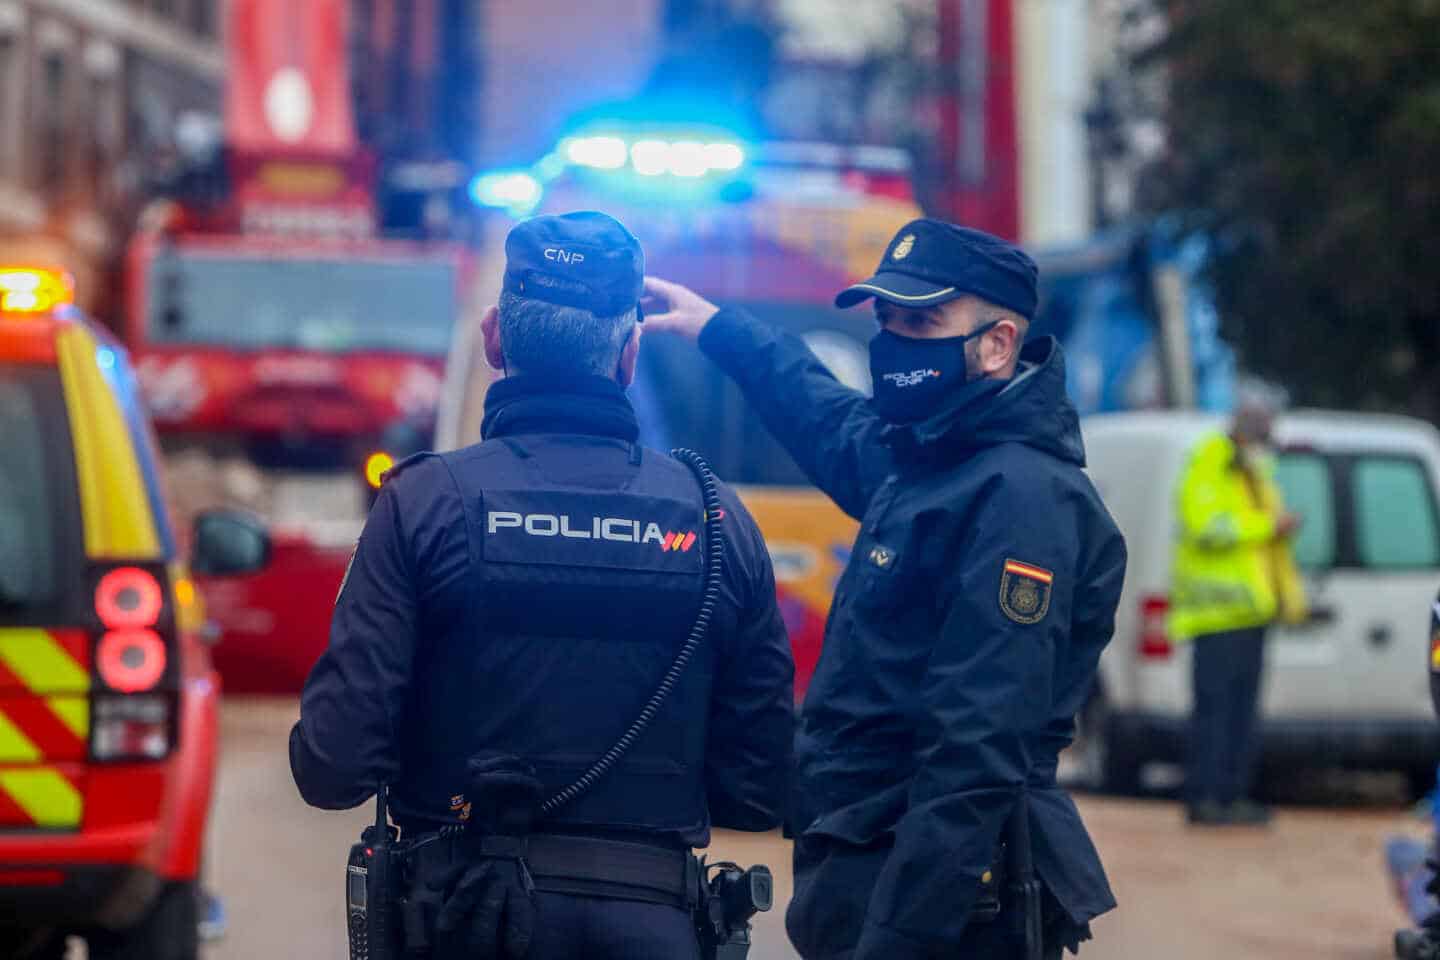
{"left": 1074, "top": 410, "right": 1440, "bottom": 794}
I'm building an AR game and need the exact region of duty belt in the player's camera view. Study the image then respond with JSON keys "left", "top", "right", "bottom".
{"left": 475, "top": 833, "right": 699, "bottom": 910}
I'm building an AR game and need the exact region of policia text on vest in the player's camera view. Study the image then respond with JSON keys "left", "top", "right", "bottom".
{"left": 342, "top": 452, "right": 773, "bottom": 960}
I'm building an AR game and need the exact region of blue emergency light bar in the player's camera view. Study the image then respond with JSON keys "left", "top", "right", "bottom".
{"left": 469, "top": 129, "right": 749, "bottom": 216}
{"left": 564, "top": 135, "right": 745, "bottom": 177}
{"left": 469, "top": 170, "right": 543, "bottom": 214}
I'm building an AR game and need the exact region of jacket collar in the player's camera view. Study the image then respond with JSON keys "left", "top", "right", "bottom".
{"left": 481, "top": 374, "right": 640, "bottom": 443}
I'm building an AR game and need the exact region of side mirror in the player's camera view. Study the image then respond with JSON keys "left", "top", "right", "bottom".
{"left": 191, "top": 509, "right": 271, "bottom": 577}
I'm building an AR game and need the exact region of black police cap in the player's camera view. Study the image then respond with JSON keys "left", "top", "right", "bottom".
{"left": 502, "top": 211, "right": 645, "bottom": 319}
{"left": 835, "top": 218, "right": 1039, "bottom": 320}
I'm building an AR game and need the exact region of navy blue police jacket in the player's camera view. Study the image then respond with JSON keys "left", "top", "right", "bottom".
{"left": 699, "top": 309, "right": 1127, "bottom": 957}
{"left": 289, "top": 374, "right": 794, "bottom": 847}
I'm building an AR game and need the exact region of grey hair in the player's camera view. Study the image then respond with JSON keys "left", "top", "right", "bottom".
{"left": 496, "top": 290, "right": 638, "bottom": 378}
{"left": 1234, "top": 376, "right": 1289, "bottom": 415}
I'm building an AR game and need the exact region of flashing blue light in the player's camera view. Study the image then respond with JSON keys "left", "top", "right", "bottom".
{"left": 613, "top": 137, "right": 746, "bottom": 178}
{"left": 469, "top": 171, "right": 543, "bottom": 213}
{"left": 629, "top": 140, "right": 670, "bottom": 177}
{"left": 667, "top": 141, "right": 708, "bottom": 178}
{"left": 565, "top": 136, "right": 628, "bottom": 170}
{"left": 703, "top": 142, "right": 745, "bottom": 171}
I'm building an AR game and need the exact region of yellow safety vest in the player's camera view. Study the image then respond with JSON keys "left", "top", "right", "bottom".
{"left": 1169, "top": 431, "right": 1307, "bottom": 641}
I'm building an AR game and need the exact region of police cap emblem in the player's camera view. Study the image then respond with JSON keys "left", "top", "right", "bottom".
{"left": 892, "top": 234, "right": 916, "bottom": 261}
{"left": 999, "top": 558, "right": 1052, "bottom": 625}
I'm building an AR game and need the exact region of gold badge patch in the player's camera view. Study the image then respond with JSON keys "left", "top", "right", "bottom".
{"left": 999, "top": 559, "right": 1053, "bottom": 625}
{"left": 892, "top": 234, "right": 916, "bottom": 260}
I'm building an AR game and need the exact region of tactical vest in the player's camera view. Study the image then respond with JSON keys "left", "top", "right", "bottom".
{"left": 387, "top": 432, "right": 720, "bottom": 843}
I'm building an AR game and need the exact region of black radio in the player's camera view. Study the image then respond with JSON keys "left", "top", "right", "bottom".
{"left": 346, "top": 788, "right": 401, "bottom": 960}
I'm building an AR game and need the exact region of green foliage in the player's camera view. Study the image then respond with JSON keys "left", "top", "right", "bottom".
{"left": 1136, "top": 0, "right": 1440, "bottom": 415}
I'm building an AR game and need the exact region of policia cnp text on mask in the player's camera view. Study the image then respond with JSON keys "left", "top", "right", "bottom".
{"left": 290, "top": 211, "right": 794, "bottom": 959}
{"left": 645, "top": 218, "right": 1129, "bottom": 960}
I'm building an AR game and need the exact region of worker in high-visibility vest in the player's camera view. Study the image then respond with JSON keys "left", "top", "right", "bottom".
{"left": 1170, "top": 392, "right": 1306, "bottom": 826}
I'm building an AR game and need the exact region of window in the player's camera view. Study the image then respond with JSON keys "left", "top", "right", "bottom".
{"left": 0, "top": 365, "right": 83, "bottom": 624}
{"left": 1352, "top": 457, "right": 1440, "bottom": 569}
{"left": 38, "top": 46, "right": 68, "bottom": 192}
{"left": 192, "top": 0, "right": 217, "bottom": 39}
{"left": 1275, "top": 453, "right": 1336, "bottom": 570}
{"left": 145, "top": 251, "right": 459, "bottom": 357}
{"left": 0, "top": 21, "right": 20, "bottom": 182}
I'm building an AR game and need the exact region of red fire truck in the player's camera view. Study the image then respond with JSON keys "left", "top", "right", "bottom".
{"left": 124, "top": 0, "right": 469, "bottom": 693}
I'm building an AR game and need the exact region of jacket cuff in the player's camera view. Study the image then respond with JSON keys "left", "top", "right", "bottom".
{"left": 697, "top": 306, "right": 773, "bottom": 379}
{"left": 853, "top": 918, "right": 943, "bottom": 960}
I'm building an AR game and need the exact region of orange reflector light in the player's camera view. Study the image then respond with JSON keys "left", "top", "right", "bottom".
{"left": 365, "top": 451, "right": 395, "bottom": 489}
{"left": 97, "top": 629, "right": 167, "bottom": 693}
{"left": 95, "top": 567, "right": 164, "bottom": 629}
{"left": 174, "top": 576, "right": 196, "bottom": 608}
{"left": 0, "top": 267, "right": 74, "bottom": 315}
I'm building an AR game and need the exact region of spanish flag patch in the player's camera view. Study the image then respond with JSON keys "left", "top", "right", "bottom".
{"left": 1000, "top": 559, "right": 1053, "bottom": 625}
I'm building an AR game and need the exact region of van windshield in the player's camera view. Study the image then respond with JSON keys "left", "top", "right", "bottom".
{"left": 0, "top": 364, "right": 82, "bottom": 622}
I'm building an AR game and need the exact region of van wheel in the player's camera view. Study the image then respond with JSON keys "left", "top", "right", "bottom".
{"left": 1073, "top": 692, "right": 1143, "bottom": 795}
{"left": 88, "top": 881, "right": 199, "bottom": 960}
{"left": 1101, "top": 734, "right": 1144, "bottom": 796}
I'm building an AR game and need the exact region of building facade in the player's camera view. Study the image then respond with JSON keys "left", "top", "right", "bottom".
{"left": 0, "top": 0, "right": 221, "bottom": 313}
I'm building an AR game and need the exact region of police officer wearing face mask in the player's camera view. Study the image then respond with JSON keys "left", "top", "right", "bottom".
{"left": 644, "top": 218, "right": 1128, "bottom": 959}
{"left": 291, "top": 211, "right": 794, "bottom": 959}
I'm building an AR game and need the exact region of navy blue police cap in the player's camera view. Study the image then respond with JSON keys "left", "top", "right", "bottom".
{"left": 503, "top": 211, "right": 645, "bottom": 319}
{"left": 835, "top": 218, "right": 1039, "bottom": 320}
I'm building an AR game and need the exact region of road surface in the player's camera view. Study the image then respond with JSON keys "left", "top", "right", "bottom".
{"left": 196, "top": 699, "right": 1419, "bottom": 959}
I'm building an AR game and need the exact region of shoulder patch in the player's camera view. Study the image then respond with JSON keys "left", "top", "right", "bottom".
{"left": 999, "top": 558, "right": 1053, "bottom": 625}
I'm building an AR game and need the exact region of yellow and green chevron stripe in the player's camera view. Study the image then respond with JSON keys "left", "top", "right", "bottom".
{"left": 0, "top": 628, "right": 90, "bottom": 829}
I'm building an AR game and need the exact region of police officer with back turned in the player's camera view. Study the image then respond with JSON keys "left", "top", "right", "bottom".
{"left": 290, "top": 211, "right": 794, "bottom": 959}
{"left": 645, "top": 218, "right": 1128, "bottom": 959}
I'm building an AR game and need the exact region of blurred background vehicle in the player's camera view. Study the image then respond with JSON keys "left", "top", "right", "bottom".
{"left": 1079, "top": 410, "right": 1440, "bottom": 796}
{"left": 118, "top": 0, "right": 470, "bottom": 694}
{"left": 0, "top": 266, "right": 268, "bottom": 959}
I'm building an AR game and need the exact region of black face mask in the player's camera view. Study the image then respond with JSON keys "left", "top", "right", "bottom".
{"left": 868, "top": 320, "right": 998, "bottom": 424}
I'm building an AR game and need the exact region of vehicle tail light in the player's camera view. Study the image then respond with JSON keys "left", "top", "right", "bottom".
{"left": 95, "top": 567, "right": 164, "bottom": 629}
{"left": 90, "top": 565, "right": 175, "bottom": 760}
{"left": 97, "top": 629, "right": 168, "bottom": 693}
{"left": 1139, "top": 595, "right": 1173, "bottom": 659}
{"left": 92, "top": 695, "right": 172, "bottom": 761}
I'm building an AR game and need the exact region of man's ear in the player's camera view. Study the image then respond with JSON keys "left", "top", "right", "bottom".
{"left": 616, "top": 323, "right": 642, "bottom": 388}
{"left": 977, "top": 318, "right": 1022, "bottom": 377}
{"left": 481, "top": 305, "right": 505, "bottom": 374}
